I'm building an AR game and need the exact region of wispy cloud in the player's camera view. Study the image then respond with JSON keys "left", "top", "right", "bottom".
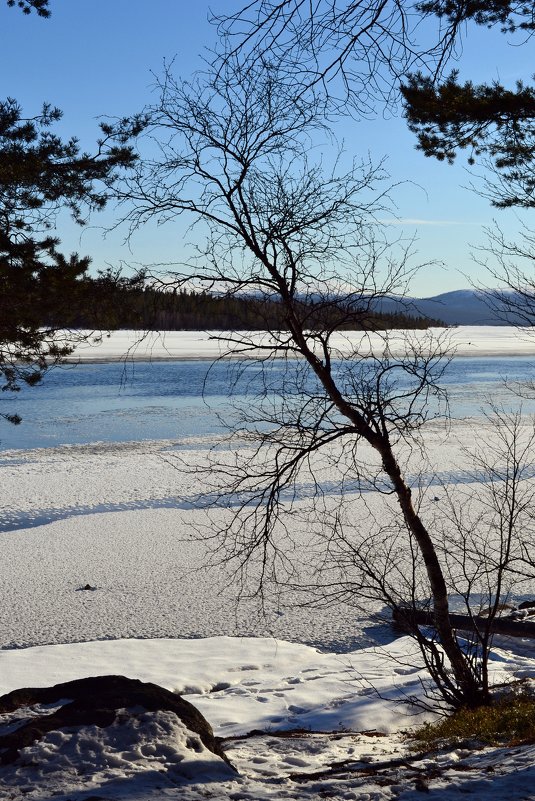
{"left": 379, "top": 218, "right": 478, "bottom": 227}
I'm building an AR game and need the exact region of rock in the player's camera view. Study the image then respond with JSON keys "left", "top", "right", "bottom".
{"left": 518, "top": 600, "right": 535, "bottom": 610}
{"left": 0, "top": 674, "right": 234, "bottom": 771}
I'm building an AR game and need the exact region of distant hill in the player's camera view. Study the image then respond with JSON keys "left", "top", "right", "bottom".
{"left": 375, "top": 289, "right": 528, "bottom": 326}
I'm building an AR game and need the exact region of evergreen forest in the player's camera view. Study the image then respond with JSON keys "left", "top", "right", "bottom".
{"left": 47, "top": 274, "right": 444, "bottom": 331}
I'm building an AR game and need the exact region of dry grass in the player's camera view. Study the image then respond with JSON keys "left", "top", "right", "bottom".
{"left": 411, "top": 692, "right": 535, "bottom": 749}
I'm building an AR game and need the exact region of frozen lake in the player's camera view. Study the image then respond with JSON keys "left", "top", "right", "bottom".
{"left": 0, "top": 355, "right": 534, "bottom": 450}
{"left": 1, "top": 329, "right": 533, "bottom": 648}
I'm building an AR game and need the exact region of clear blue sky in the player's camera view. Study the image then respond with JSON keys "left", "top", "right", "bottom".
{"left": 1, "top": 0, "right": 531, "bottom": 297}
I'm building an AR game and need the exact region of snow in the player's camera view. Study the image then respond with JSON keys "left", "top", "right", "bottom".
{"left": 67, "top": 325, "right": 535, "bottom": 361}
{"left": 1, "top": 635, "right": 533, "bottom": 737}
{"left": 0, "top": 637, "right": 431, "bottom": 734}
{"left": 0, "top": 707, "right": 235, "bottom": 799}
{"left": 1, "top": 339, "right": 535, "bottom": 798}
{"left": 0, "top": 637, "right": 534, "bottom": 799}
{"left": 1, "top": 422, "right": 530, "bottom": 651}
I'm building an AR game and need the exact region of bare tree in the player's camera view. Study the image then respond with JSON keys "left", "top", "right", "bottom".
{"left": 214, "top": 1, "right": 464, "bottom": 114}
{"left": 469, "top": 223, "right": 535, "bottom": 327}
{"left": 117, "top": 56, "right": 526, "bottom": 707}
{"left": 401, "top": 409, "right": 535, "bottom": 704}
{"left": 217, "top": 1, "right": 535, "bottom": 325}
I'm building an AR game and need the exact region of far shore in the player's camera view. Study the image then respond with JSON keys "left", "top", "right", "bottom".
{"left": 63, "top": 326, "right": 535, "bottom": 363}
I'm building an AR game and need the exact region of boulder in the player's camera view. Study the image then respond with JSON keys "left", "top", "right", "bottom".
{"left": 0, "top": 674, "right": 234, "bottom": 770}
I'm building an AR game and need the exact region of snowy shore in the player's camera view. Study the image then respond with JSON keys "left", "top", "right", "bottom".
{"left": 1, "top": 634, "right": 535, "bottom": 801}
{"left": 66, "top": 325, "right": 535, "bottom": 361}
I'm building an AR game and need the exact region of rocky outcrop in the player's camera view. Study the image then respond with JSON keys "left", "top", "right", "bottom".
{"left": 0, "top": 674, "right": 234, "bottom": 770}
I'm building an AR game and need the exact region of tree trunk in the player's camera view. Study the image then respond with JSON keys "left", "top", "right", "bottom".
{"left": 380, "top": 446, "right": 488, "bottom": 706}
{"left": 296, "top": 334, "right": 487, "bottom": 706}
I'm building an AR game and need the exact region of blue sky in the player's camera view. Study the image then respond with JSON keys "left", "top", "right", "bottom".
{"left": 1, "top": 0, "right": 531, "bottom": 297}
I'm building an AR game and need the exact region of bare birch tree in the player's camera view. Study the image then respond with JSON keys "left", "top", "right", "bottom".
{"left": 214, "top": 1, "right": 465, "bottom": 114}
{"left": 470, "top": 224, "right": 535, "bottom": 327}
{"left": 115, "top": 55, "right": 534, "bottom": 707}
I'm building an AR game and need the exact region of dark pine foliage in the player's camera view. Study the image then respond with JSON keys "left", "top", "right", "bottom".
{"left": 402, "top": 72, "right": 535, "bottom": 207}
{"left": 417, "top": 1, "right": 535, "bottom": 33}
{"left": 1, "top": 1, "right": 146, "bottom": 421}
{"left": 6, "top": 0, "right": 50, "bottom": 16}
{"left": 56, "top": 278, "right": 444, "bottom": 332}
{"left": 403, "top": 2, "right": 535, "bottom": 208}
{"left": 0, "top": 99, "right": 136, "bottom": 401}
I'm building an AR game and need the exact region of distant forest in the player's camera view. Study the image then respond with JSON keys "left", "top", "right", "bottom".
{"left": 44, "top": 275, "right": 444, "bottom": 331}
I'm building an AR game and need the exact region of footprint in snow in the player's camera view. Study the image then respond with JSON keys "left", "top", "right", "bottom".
{"left": 282, "top": 756, "right": 311, "bottom": 767}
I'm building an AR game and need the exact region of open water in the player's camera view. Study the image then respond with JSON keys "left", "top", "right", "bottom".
{"left": 0, "top": 356, "right": 533, "bottom": 450}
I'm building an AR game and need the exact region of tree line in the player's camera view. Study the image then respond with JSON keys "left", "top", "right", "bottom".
{"left": 44, "top": 276, "right": 444, "bottom": 332}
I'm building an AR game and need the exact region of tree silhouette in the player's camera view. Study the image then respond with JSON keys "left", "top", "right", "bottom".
{"left": 402, "top": 72, "right": 535, "bottom": 210}
{"left": 219, "top": 2, "right": 535, "bottom": 208}
{"left": 0, "top": 0, "right": 139, "bottom": 423}
{"left": 6, "top": 0, "right": 50, "bottom": 16}
{"left": 119, "top": 56, "right": 505, "bottom": 707}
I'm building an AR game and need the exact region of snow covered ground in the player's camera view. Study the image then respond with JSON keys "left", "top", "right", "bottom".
{"left": 1, "top": 332, "right": 535, "bottom": 798}
{"left": 1, "top": 636, "right": 535, "bottom": 799}
{"left": 68, "top": 325, "right": 535, "bottom": 361}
